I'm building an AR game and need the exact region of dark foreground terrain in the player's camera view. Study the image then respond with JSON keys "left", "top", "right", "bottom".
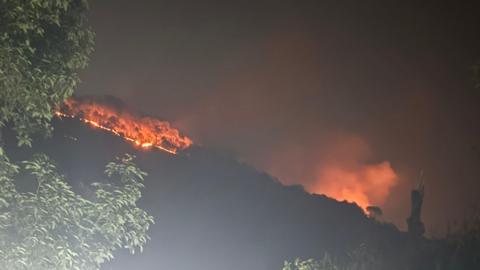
{"left": 6, "top": 118, "right": 476, "bottom": 270}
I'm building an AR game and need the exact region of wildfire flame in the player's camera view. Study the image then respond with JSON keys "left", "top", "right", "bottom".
{"left": 56, "top": 97, "right": 193, "bottom": 154}
{"left": 311, "top": 161, "right": 398, "bottom": 211}
{"left": 262, "top": 135, "right": 398, "bottom": 212}
{"left": 309, "top": 137, "right": 398, "bottom": 212}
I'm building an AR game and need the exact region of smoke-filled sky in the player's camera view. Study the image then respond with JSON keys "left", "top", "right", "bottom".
{"left": 77, "top": 0, "right": 480, "bottom": 231}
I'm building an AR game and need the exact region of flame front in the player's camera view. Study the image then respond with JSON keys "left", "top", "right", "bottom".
{"left": 56, "top": 98, "right": 193, "bottom": 154}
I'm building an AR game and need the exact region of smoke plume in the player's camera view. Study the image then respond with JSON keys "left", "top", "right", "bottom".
{"left": 264, "top": 135, "right": 399, "bottom": 211}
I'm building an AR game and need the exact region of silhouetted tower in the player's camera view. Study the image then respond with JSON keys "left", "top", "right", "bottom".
{"left": 407, "top": 173, "right": 425, "bottom": 237}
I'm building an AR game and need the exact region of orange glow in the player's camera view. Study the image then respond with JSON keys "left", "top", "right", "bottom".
{"left": 312, "top": 161, "right": 397, "bottom": 211}
{"left": 56, "top": 98, "right": 193, "bottom": 154}
{"left": 307, "top": 136, "right": 398, "bottom": 211}
{"left": 262, "top": 135, "right": 398, "bottom": 212}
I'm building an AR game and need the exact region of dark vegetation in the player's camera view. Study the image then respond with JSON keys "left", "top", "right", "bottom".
{"left": 0, "top": 1, "right": 153, "bottom": 269}
{"left": 4, "top": 117, "right": 480, "bottom": 270}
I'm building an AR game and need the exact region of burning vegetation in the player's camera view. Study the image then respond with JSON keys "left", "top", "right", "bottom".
{"left": 56, "top": 97, "right": 193, "bottom": 154}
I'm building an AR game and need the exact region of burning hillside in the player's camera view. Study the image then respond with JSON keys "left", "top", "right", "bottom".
{"left": 55, "top": 96, "right": 394, "bottom": 212}
{"left": 56, "top": 97, "right": 192, "bottom": 154}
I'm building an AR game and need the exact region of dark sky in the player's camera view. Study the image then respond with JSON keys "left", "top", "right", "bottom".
{"left": 77, "top": 0, "right": 480, "bottom": 231}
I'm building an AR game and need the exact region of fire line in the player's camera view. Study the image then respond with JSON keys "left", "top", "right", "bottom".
{"left": 55, "top": 98, "right": 193, "bottom": 155}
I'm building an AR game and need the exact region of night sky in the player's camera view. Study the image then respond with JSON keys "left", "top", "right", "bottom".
{"left": 77, "top": 0, "right": 480, "bottom": 232}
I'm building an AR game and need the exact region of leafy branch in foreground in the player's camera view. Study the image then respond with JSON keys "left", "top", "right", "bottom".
{"left": 283, "top": 244, "right": 384, "bottom": 270}
{"left": 0, "top": 153, "right": 154, "bottom": 270}
{"left": 283, "top": 255, "right": 339, "bottom": 270}
{"left": 0, "top": 0, "right": 94, "bottom": 146}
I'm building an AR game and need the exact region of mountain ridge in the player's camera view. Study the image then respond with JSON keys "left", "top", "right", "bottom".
{"left": 5, "top": 117, "right": 409, "bottom": 270}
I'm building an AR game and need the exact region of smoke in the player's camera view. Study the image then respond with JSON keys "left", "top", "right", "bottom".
{"left": 312, "top": 161, "right": 397, "bottom": 210}
{"left": 262, "top": 134, "right": 399, "bottom": 210}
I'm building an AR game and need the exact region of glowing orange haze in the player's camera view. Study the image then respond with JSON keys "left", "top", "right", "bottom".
{"left": 312, "top": 161, "right": 397, "bottom": 211}
{"left": 263, "top": 135, "right": 398, "bottom": 212}
{"left": 56, "top": 98, "right": 193, "bottom": 154}
{"left": 309, "top": 137, "right": 398, "bottom": 211}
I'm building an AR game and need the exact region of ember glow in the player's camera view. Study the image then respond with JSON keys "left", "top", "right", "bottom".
{"left": 56, "top": 98, "right": 193, "bottom": 154}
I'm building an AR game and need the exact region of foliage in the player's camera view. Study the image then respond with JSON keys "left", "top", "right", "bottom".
{"left": 351, "top": 244, "right": 386, "bottom": 269}
{"left": 0, "top": 1, "right": 155, "bottom": 269}
{"left": 0, "top": 153, "right": 154, "bottom": 270}
{"left": 0, "top": 0, "right": 94, "bottom": 146}
{"left": 283, "top": 255, "right": 339, "bottom": 270}
{"left": 283, "top": 258, "right": 322, "bottom": 270}
{"left": 283, "top": 245, "right": 384, "bottom": 270}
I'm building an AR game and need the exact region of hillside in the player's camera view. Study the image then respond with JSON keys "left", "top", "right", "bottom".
{"left": 5, "top": 118, "right": 409, "bottom": 270}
